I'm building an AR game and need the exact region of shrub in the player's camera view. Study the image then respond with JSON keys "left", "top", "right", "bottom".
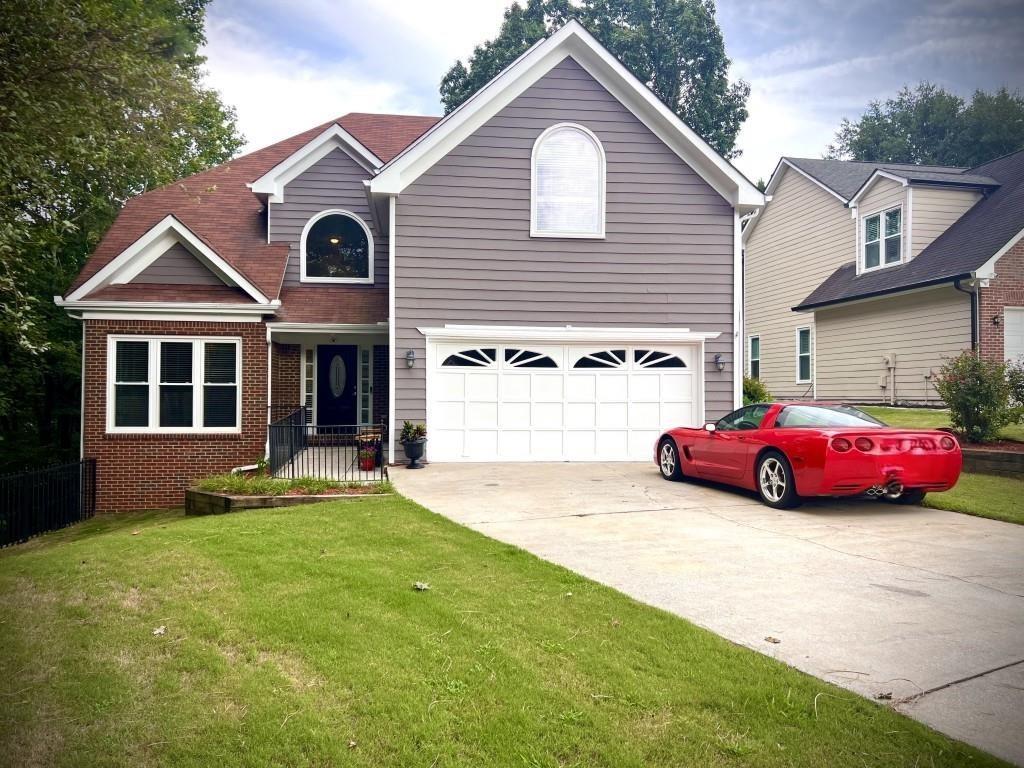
{"left": 934, "top": 352, "right": 1012, "bottom": 442}
{"left": 743, "top": 375, "right": 771, "bottom": 405}
{"left": 1008, "top": 360, "right": 1024, "bottom": 424}
{"left": 400, "top": 421, "right": 426, "bottom": 442}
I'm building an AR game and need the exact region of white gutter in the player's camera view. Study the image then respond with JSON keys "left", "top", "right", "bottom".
{"left": 54, "top": 297, "right": 280, "bottom": 316}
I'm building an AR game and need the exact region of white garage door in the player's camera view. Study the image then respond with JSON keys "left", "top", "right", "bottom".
{"left": 1006, "top": 307, "right": 1024, "bottom": 363}
{"left": 427, "top": 342, "right": 700, "bottom": 461}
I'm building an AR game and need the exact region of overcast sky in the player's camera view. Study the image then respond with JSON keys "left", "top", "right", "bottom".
{"left": 201, "top": 0, "right": 1024, "bottom": 182}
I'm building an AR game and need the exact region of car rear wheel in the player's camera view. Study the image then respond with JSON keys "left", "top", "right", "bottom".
{"left": 659, "top": 439, "right": 684, "bottom": 482}
{"left": 890, "top": 488, "right": 927, "bottom": 505}
{"left": 756, "top": 451, "right": 801, "bottom": 509}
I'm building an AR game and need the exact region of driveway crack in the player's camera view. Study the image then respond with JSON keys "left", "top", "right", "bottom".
{"left": 897, "top": 658, "right": 1024, "bottom": 705}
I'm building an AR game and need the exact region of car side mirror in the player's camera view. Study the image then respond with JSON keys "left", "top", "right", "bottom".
{"left": 704, "top": 422, "right": 717, "bottom": 433}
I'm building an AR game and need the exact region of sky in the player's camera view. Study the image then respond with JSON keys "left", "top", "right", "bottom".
{"left": 200, "top": 0, "right": 1024, "bottom": 182}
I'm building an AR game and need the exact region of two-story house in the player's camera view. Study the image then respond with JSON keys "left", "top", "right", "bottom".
{"left": 743, "top": 151, "right": 1024, "bottom": 403}
{"left": 57, "top": 21, "right": 764, "bottom": 511}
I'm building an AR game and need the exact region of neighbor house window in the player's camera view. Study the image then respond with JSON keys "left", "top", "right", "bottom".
{"left": 531, "top": 123, "right": 605, "bottom": 238}
{"left": 796, "top": 327, "right": 812, "bottom": 383}
{"left": 301, "top": 209, "right": 373, "bottom": 283}
{"left": 748, "top": 336, "right": 760, "bottom": 379}
{"left": 108, "top": 337, "right": 240, "bottom": 432}
{"left": 862, "top": 206, "right": 902, "bottom": 271}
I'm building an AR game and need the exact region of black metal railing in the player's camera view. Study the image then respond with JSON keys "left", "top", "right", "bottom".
{"left": 0, "top": 459, "right": 97, "bottom": 548}
{"left": 268, "top": 408, "right": 388, "bottom": 482}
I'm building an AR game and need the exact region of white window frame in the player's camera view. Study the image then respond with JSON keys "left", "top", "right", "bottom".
{"left": 106, "top": 335, "right": 242, "bottom": 434}
{"left": 530, "top": 122, "right": 606, "bottom": 239}
{"left": 748, "top": 335, "right": 760, "bottom": 379}
{"left": 299, "top": 208, "right": 374, "bottom": 285}
{"left": 859, "top": 204, "right": 903, "bottom": 273}
{"left": 795, "top": 327, "right": 812, "bottom": 384}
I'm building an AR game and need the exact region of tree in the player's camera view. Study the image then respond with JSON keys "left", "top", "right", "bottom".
{"left": 0, "top": 0, "right": 243, "bottom": 471}
{"left": 440, "top": 0, "right": 749, "bottom": 158}
{"left": 827, "top": 83, "right": 1024, "bottom": 167}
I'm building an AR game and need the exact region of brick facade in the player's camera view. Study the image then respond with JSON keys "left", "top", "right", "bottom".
{"left": 83, "top": 319, "right": 268, "bottom": 512}
{"left": 271, "top": 342, "right": 301, "bottom": 409}
{"left": 979, "top": 240, "right": 1024, "bottom": 363}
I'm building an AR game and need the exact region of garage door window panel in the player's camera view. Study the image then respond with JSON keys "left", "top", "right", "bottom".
{"left": 442, "top": 348, "right": 497, "bottom": 367}
{"left": 573, "top": 349, "right": 627, "bottom": 368}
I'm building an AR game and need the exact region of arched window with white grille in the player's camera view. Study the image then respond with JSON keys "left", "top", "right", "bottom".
{"left": 531, "top": 123, "right": 605, "bottom": 238}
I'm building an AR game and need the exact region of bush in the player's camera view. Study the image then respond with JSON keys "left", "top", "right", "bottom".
{"left": 1008, "top": 361, "right": 1024, "bottom": 423}
{"left": 934, "top": 352, "right": 1012, "bottom": 443}
{"left": 400, "top": 421, "right": 426, "bottom": 442}
{"left": 743, "top": 376, "right": 771, "bottom": 405}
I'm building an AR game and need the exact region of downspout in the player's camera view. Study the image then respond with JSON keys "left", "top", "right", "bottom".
{"left": 953, "top": 278, "right": 978, "bottom": 351}
{"left": 265, "top": 325, "right": 272, "bottom": 459}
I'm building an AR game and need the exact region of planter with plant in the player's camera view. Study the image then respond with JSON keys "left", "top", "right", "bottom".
{"left": 357, "top": 447, "right": 377, "bottom": 471}
{"left": 400, "top": 421, "right": 427, "bottom": 469}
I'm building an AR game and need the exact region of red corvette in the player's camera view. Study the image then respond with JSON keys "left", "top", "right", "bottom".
{"left": 656, "top": 402, "right": 962, "bottom": 508}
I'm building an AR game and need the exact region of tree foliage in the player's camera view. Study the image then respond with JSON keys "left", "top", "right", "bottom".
{"left": 440, "top": 0, "right": 749, "bottom": 158}
{"left": 827, "top": 83, "right": 1024, "bottom": 167}
{"left": 0, "top": 0, "right": 243, "bottom": 470}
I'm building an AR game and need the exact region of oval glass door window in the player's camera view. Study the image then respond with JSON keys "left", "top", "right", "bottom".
{"left": 329, "top": 355, "right": 347, "bottom": 398}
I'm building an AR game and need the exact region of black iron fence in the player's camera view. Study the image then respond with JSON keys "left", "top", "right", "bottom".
{"left": 268, "top": 407, "right": 388, "bottom": 482}
{"left": 0, "top": 459, "right": 97, "bottom": 548}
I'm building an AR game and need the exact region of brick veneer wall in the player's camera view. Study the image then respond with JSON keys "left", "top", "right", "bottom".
{"left": 979, "top": 240, "right": 1024, "bottom": 363}
{"left": 271, "top": 342, "right": 301, "bottom": 408}
{"left": 373, "top": 345, "right": 389, "bottom": 424}
{"left": 83, "top": 319, "right": 268, "bottom": 512}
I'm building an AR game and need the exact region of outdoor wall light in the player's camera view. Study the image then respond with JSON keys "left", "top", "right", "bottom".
{"left": 405, "top": 349, "right": 416, "bottom": 368}
{"left": 714, "top": 353, "right": 725, "bottom": 372}
{"left": 993, "top": 314, "right": 1002, "bottom": 326}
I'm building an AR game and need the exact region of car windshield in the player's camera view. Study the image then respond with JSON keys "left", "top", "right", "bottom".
{"left": 774, "top": 404, "right": 886, "bottom": 429}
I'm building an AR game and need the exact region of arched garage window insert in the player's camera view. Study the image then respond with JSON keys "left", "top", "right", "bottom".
{"left": 300, "top": 209, "right": 373, "bottom": 284}
{"left": 573, "top": 350, "right": 626, "bottom": 369}
{"left": 442, "top": 348, "right": 497, "bottom": 368}
{"left": 634, "top": 350, "right": 686, "bottom": 368}
{"left": 504, "top": 349, "right": 558, "bottom": 368}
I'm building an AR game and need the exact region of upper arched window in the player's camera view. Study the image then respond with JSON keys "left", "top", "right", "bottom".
{"left": 531, "top": 123, "right": 605, "bottom": 238}
{"left": 300, "top": 209, "right": 373, "bottom": 284}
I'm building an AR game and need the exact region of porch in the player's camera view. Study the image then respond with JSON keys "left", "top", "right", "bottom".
{"left": 268, "top": 407, "right": 389, "bottom": 481}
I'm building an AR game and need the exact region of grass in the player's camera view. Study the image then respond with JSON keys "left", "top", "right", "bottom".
{"left": 0, "top": 498, "right": 1007, "bottom": 767}
{"left": 923, "top": 473, "right": 1024, "bottom": 526}
{"left": 860, "top": 405, "right": 1024, "bottom": 442}
{"left": 193, "top": 473, "right": 393, "bottom": 496}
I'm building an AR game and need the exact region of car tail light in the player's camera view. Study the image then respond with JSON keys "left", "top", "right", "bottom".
{"left": 832, "top": 437, "right": 852, "bottom": 452}
{"left": 939, "top": 436, "right": 957, "bottom": 451}
{"left": 854, "top": 437, "right": 874, "bottom": 452}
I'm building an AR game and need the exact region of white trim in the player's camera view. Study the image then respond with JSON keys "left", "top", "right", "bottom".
{"left": 906, "top": 186, "right": 914, "bottom": 260}
{"left": 249, "top": 124, "right": 382, "bottom": 203}
{"left": 298, "top": 208, "right": 375, "bottom": 284}
{"left": 369, "top": 20, "right": 763, "bottom": 211}
{"left": 77, "top": 312, "right": 265, "bottom": 323}
{"left": 265, "top": 326, "right": 272, "bottom": 457}
{"left": 106, "top": 335, "right": 242, "bottom": 435}
{"left": 56, "top": 296, "right": 277, "bottom": 316}
{"left": 66, "top": 215, "right": 270, "bottom": 304}
{"left": 795, "top": 326, "right": 812, "bottom": 384}
{"left": 267, "top": 322, "right": 388, "bottom": 335}
{"left": 388, "top": 195, "right": 397, "bottom": 463}
{"left": 733, "top": 210, "right": 742, "bottom": 408}
{"left": 975, "top": 224, "right": 1024, "bottom": 281}
{"left": 529, "top": 122, "right": 606, "bottom": 238}
{"left": 848, "top": 169, "right": 909, "bottom": 206}
{"left": 857, "top": 203, "right": 904, "bottom": 274}
{"left": 417, "top": 324, "right": 720, "bottom": 343}
{"left": 747, "top": 335, "right": 760, "bottom": 379}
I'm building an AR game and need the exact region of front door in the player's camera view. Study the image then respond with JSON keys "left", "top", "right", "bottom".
{"left": 316, "top": 345, "right": 358, "bottom": 425}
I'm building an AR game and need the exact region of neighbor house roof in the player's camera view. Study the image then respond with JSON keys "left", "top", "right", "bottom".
{"left": 63, "top": 113, "right": 438, "bottom": 305}
{"left": 794, "top": 149, "right": 1024, "bottom": 310}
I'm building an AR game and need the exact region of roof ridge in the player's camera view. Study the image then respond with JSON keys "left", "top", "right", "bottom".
{"left": 967, "top": 146, "right": 1024, "bottom": 174}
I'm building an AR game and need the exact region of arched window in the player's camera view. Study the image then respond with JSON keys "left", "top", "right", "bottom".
{"left": 531, "top": 123, "right": 605, "bottom": 238}
{"left": 300, "top": 209, "right": 373, "bottom": 283}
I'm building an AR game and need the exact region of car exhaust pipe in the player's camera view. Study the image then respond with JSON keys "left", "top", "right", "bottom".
{"left": 884, "top": 480, "right": 904, "bottom": 500}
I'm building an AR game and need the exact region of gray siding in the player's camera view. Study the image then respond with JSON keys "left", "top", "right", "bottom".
{"left": 134, "top": 242, "right": 222, "bottom": 285}
{"left": 394, "top": 56, "right": 736, "bottom": 424}
{"left": 814, "top": 286, "right": 971, "bottom": 403}
{"left": 910, "top": 185, "right": 981, "bottom": 258}
{"left": 268, "top": 148, "right": 386, "bottom": 286}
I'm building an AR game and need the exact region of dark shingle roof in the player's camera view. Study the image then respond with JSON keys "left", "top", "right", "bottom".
{"left": 782, "top": 157, "right": 994, "bottom": 201}
{"left": 794, "top": 149, "right": 1024, "bottom": 310}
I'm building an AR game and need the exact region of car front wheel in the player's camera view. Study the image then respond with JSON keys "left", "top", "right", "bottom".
{"left": 756, "top": 451, "right": 801, "bottom": 509}
{"left": 659, "top": 439, "right": 684, "bottom": 481}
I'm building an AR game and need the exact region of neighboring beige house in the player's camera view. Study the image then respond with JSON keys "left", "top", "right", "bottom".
{"left": 743, "top": 151, "right": 1024, "bottom": 404}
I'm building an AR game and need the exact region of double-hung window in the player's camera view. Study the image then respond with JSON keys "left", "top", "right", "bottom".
{"left": 531, "top": 123, "right": 605, "bottom": 238}
{"left": 862, "top": 206, "right": 902, "bottom": 271}
{"left": 748, "top": 336, "right": 761, "bottom": 379}
{"left": 796, "top": 327, "right": 812, "bottom": 383}
{"left": 108, "top": 337, "right": 241, "bottom": 433}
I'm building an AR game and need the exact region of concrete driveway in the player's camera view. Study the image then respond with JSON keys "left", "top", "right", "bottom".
{"left": 392, "top": 462, "right": 1024, "bottom": 765}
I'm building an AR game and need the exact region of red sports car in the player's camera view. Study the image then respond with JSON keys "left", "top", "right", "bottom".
{"left": 655, "top": 402, "right": 962, "bottom": 508}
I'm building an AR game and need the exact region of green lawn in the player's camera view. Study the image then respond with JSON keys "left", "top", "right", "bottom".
{"left": 0, "top": 499, "right": 1006, "bottom": 767}
{"left": 923, "top": 473, "right": 1024, "bottom": 526}
{"left": 861, "top": 406, "right": 1024, "bottom": 442}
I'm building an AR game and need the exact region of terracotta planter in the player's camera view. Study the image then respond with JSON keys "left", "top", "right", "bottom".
{"left": 401, "top": 438, "right": 427, "bottom": 469}
{"left": 358, "top": 455, "right": 376, "bottom": 471}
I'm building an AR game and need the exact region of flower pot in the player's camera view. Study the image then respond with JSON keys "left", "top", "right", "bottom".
{"left": 358, "top": 455, "right": 376, "bottom": 471}
{"left": 401, "top": 438, "right": 427, "bottom": 469}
